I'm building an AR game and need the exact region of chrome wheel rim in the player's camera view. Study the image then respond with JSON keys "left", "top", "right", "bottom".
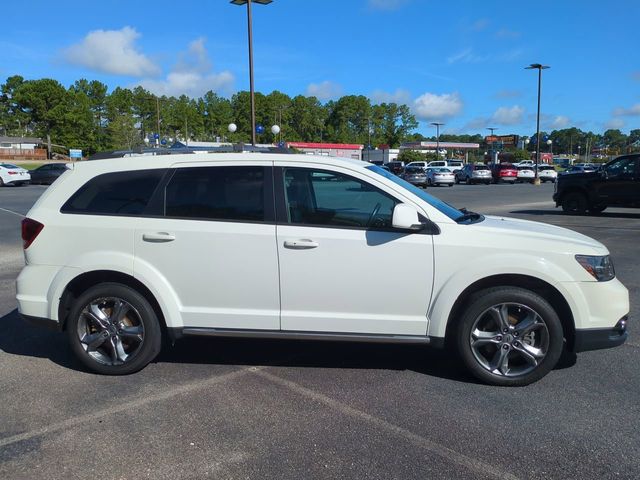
{"left": 469, "top": 303, "right": 549, "bottom": 377}
{"left": 76, "top": 297, "right": 145, "bottom": 366}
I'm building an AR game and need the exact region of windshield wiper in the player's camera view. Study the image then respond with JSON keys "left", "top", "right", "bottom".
{"left": 456, "top": 208, "right": 483, "bottom": 223}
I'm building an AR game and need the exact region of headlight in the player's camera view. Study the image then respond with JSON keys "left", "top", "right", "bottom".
{"left": 575, "top": 255, "right": 615, "bottom": 281}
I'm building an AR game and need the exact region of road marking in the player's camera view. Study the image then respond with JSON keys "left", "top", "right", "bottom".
{"left": 256, "top": 369, "right": 521, "bottom": 480}
{"left": 0, "top": 207, "right": 25, "bottom": 218}
{"left": 0, "top": 365, "right": 261, "bottom": 450}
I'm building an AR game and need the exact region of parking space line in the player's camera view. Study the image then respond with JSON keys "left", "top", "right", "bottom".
{"left": 255, "top": 369, "right": 520, "bottom": 480}
{"left": 0, "top": 207, "right": 25, "bottom": 218}
{"left": 0, "top": 365, "right": 262, "bottom": 450}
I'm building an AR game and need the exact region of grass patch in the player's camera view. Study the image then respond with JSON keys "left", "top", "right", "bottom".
{"left": 10, "top": 162, "right": 42, "bottom": 170}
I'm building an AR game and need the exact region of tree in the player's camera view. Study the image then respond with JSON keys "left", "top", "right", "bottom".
{"left": 108, "top": 114, "right": 140, "bottom": 150}
{"left": 13, "top": 78, "right": 68, "bottom": 156}
{"left": 397, "top": 149, "right": 428, "bottom": 163}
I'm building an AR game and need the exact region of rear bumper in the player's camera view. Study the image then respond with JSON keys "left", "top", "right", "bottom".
{"left": 574, "top": 316, "right": 629, "bottom": 352}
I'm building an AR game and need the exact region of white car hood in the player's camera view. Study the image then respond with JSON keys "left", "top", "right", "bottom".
{"left": 476, "top": 215, "right": 607, "bottom": 253}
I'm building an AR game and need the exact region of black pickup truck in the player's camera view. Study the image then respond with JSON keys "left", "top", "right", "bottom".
{"left": 553, "top": 154, "right": 640, "bottom": 214}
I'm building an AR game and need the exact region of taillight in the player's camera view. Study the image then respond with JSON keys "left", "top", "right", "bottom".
{"left": 21, "top": 218, "right": 44, "bottom": 249}
{"left": 8, "top": 171, "right": 17, "bottom": 175}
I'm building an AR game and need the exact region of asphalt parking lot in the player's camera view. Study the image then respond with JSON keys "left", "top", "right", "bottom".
{"left": 1, "top": 182, "right": 638, "bottom": 480}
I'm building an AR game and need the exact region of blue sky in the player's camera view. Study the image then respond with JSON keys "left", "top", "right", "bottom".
{"left": 2, "top": 0, "right": 639, "bottom": 137}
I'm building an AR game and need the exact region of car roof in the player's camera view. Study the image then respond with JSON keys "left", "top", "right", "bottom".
{"left": 70, "top": 152, "right": 372, "bottom": 176}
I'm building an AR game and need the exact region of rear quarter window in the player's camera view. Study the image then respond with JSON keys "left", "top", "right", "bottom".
{"left": 61, "top": 169, "right": 166, "bottom": 216}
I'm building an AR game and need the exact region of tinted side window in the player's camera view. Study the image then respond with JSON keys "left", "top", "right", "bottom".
{"left": 606, "top": 158, "right": 637, "bottom": 178}
{"left": 165, "top": 166, "right": 265, "bottom": 222}
{"left": 61, "top": 169, "right": 166, "bottom": 215}
{"left": 283, "top": 168, "right": 398, "bottom": 229}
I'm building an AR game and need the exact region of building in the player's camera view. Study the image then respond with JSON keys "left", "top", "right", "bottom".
{"left": 0, "top": 136, "right": 46, "bottom": 160}
{"left": 286, "top": 142, "right": 363, "bottom": 160}
{"left": 361, "top": 146, "right": 400, "bottom": 164}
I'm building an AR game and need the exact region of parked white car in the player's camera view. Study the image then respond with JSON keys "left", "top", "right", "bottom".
{"left": 537, "top": 165, "right": 558, "bottom": 183}
{"left": 516, "top": 166, "right": 535, "bottom": 183}
{"left": 406, "top": 161, "right": 428, "bottom": 171}
{"left": 17, "top": 153, "right": 629, "bottom": 385}
{"left": 0, "top": 163, "right": 31, "bottom": 186}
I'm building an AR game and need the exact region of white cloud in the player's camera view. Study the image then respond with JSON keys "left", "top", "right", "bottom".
{"left": 63, "top": 26, "right": 159, "bottom": 77}
{"left": 138, "top": 38, "right": 234, "bottom": 97}
{"left": 605, "top": 118, "right": 625, "bottom": 129}
{"left": 491, "top": 105, "right": 524, "bottom": 125}
{"left": 368, "top": 0, "right": 410, "bottom": 10}
{"left": 306, "top": 81, "right": 343, "bottom": 101}
{"left": 370, "top": 89, "right": 412, "bottom": 105}
{"left": 447, "top": 48, "right": 522, "bottom": 64}
{"left": 412, "top": 92, "right": 463, "bottom": 121}
{"left": 612, "top": 103, "right": 640, "bottom": 116}
{"left": 549, "top": 115, "right": 571, "bottom": 129}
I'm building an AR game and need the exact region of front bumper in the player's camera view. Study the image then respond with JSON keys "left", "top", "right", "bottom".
{"left": 574, "top": 316, "right": 628, "bottom": 352}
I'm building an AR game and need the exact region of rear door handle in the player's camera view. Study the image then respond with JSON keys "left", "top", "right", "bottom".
{"left": 283, "top": 239, "right": 319, "bottom": 250}
{"left": 142, "top": 232, "right": 175, "bottom": 243}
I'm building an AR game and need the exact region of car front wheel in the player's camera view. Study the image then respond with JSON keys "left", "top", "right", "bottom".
{"left": 456, "top": 287, "right": 564, "bottom": 386}
{"left": 67, "top": 283, "right": 162, "bottom": 375}
{"left": 561, "top": 192, "right": 588, "bottom": 214}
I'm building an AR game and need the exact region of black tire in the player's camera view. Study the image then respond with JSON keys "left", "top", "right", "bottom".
{"left": 0, "top": 177, "right": 4, "bottom": 187}
{"left": 455, "top": 176, "right": 460, "bottom": 184}
{"left": 448, "top": 184, "right": 453, "bottom": 187}
{"left": 455, "top": 287, "right": 564, "bottom": 386}
{"left": 561, "top": 192, "right": 588, "bottom": 214}
{"left": 66, "top": 283, "right": 162, "bottom": 375}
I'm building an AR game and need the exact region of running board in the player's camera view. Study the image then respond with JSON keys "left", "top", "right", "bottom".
{"left": 180, "top": 327, "right": 433, "bottom": 345}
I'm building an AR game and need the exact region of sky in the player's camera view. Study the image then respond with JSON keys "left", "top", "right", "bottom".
{"left": 2, "top": 0, "right": 639, "bottom": 138}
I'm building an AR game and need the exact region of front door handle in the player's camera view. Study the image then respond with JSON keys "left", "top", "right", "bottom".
{"left": 283, "top": 239, "right": 319, "bottom": 250}
{"left": 142, "top": 232, "right": 175, "bottom": 243}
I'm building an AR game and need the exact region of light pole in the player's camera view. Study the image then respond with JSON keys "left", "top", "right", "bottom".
{"left": 486, "top": 127, "right": 498, "bottom": 164}
{"left": 526, "top": 63, "right": 550, "bottom": 184}
{"left": 577, "top": 144, "right": 581, "bottom": 160}
{"left": 547, "top": 139, "right": 553, "bottom": 159}
{"left": 231, "top": 0, "right": 272, "bottom": 146}
{"left": 524, "top": 137, "right": 530, "bottom": 150}
{"left": 430, "top": 122, "right": 444, "bottom": 159}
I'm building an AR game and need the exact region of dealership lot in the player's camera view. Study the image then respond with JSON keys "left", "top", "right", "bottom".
{"left": 1, "top": 183, "right": 638, "bottom": 479}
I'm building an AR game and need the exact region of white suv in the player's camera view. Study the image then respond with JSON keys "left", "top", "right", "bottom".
{"left": 17, "top": 153, "right": 629, "bottom": 385}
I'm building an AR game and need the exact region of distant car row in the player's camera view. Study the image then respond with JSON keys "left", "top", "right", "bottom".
{"left": 0, "top": 163, "right": 70, "bottom": 187}
{"left": 395, "top": 161, "right": 558, "bottom": 187}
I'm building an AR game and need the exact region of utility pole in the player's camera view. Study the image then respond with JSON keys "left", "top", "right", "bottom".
{"left": 525, "top": 63, "right": 550, "bottom": 185}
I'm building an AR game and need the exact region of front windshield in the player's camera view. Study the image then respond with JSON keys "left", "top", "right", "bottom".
{"left": 367, "top": 165, "right": 464, "bottom": 221}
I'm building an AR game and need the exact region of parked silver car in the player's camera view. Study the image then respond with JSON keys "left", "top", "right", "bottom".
{"left": 427, "top": 167, "right": 455, "bottom": 187}
{"left": 455, "top": 163, "right": 492, "bottom": 185}
{"left": 400, "top": 165, "right": 427, "bottom": 187}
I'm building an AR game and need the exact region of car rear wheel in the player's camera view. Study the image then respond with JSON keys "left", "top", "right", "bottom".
{"left": 561, "top": 192, "right": 588, "bottom": 214}
{"left": 67, "top": 283, "right": 162, "bottom": 375}
{"left": 590, "top": 205, "right": 607, "bottom": 214}
{"left": 0, "top": 177, "right": 4, "bottom": 187}
{"left": 456, "top": 287, "right": 563, "bottom": 386}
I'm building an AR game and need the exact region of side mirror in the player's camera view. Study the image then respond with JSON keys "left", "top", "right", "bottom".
{"left": 392, "top": 204, "right": 424, "bottom": 231}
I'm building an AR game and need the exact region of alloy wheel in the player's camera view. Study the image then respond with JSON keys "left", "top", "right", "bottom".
{"left": 76, "top": 297, "right": 145, "bottom": 366}
{"left": 469, "top": 303, "right": 549, "bottom": 377}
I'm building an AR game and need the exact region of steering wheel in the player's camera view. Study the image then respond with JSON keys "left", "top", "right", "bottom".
{"left": 367, "top": 202, "right": 382, "bottom": 227}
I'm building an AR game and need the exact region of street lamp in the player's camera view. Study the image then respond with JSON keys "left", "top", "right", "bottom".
{"left": 526, "top": 63, "right": 550, "bottom": 184}
{"left": 430, "top": 122, "right": 444, "bottom": 159}
{"left": 577, "top": 144, "right": 581, "bottom": 159}
{"left": 524, "top": 137, "right": 530, "bottom": 150}
{"left": 271, "top": 124, "right": 280, "bottom": 144}
{"left": 547, "top": 139, "right": 553, "bottom": 157}
{"left": 486, "top": 127, "right": 498, "bottom": 164}
{"left": 231, "top": 0, "right": 273, "bottom": 146}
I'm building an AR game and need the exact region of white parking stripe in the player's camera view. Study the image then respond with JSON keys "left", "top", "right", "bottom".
{"left": 0, "top": 207, "right": 25, "bottom": 218}
{"left": 257, "top": 370, "right": 521, "bottom": 480}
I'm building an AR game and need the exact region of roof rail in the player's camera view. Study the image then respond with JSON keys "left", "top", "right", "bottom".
{"left": 87, "top": 144, "right": 293, "bottom": 160}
